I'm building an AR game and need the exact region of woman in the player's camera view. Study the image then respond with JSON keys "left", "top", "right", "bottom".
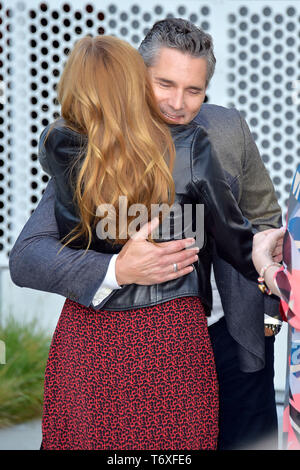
{"left": 38, "top": 35, "right": 258, "bottom": 450}
{"left": 252, "top": 164, "right": 300, "bottom": 450}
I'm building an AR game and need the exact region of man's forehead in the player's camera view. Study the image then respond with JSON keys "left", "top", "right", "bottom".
{"left": 151, "top": 46, "right": 201, "bottom": 64}
{"left": 148, "top": 47, "right": 207, "bottom": 87}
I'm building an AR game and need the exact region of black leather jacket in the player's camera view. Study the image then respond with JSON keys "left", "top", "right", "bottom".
{"left": 39, "top": 118, "right": 257, "bottom": 313}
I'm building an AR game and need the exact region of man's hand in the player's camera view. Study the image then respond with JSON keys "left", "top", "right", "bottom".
{"left": 252, "top": 227, "right": 285, "bottom": 275}
{"left": 252, "top": 227, "right": 286, "bottom": 310}
{"left": 116, "top": 217, "right": 199, "bottom": 286}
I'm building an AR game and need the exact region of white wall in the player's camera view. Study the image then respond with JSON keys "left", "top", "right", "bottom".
{"left": 0, "top": 268, "right": 62, "bottom": 336}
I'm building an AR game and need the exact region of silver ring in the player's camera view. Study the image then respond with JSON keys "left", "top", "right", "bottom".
{"left": 173, "top": 263, "right": 178, "bottom": 273}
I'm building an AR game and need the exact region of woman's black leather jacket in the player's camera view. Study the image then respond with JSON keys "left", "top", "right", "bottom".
{"left": 39, "top": 118, "right": 258, "bottom": 314}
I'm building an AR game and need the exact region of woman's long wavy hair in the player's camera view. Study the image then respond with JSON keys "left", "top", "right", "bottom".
{"left": 57, "top": 35, "right": 175, "bottom": 248}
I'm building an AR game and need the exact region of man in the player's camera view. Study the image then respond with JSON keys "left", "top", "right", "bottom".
{"left": 9, "top": 19, "right": 282, "bottom": 449}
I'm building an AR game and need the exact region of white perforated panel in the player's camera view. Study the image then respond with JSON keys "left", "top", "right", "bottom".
{"left": 224, "top": 3, "right": 300, "bottom": 209}
{"left": 1, "top": 0, "right": 299, "bottom": 266}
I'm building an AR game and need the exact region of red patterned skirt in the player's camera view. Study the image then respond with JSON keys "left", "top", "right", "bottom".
{"left": 42, "top": 296, "right": 218, "bottom": 450}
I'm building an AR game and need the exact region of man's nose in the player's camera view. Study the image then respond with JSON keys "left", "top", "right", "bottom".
{"left": 169, "top": 90, "right": 184, "bottom": 111}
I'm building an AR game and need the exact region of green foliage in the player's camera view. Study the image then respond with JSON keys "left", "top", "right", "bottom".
{"left": 0, "top": 316, "right": 51, "bottom": 428}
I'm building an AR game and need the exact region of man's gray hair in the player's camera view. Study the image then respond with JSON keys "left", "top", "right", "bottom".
{"left": 138, "top": 18, "right": 216, "bottom": 86}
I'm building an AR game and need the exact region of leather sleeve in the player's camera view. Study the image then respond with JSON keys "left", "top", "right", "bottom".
{"left": 191, "top": 128, "right": 257, "bottom": 282}
{"left": 38, "top": 126, "right": 53, "bottom": 176}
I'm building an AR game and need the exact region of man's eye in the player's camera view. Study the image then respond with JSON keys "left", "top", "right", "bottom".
{"left": 159, "top": 82, "right": 170, "bottom": 88}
